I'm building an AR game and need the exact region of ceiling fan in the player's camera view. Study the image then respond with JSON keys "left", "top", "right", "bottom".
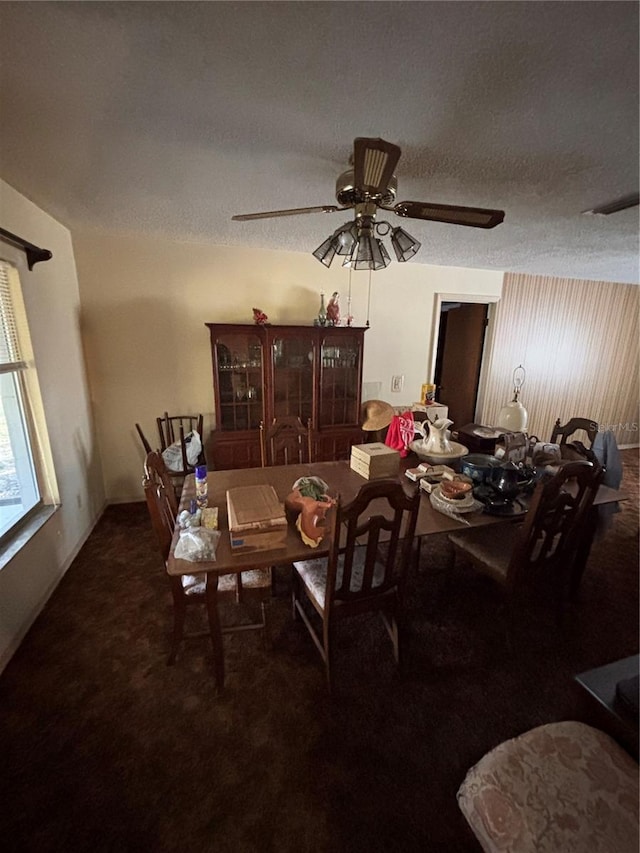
{"left": 232, "top": 137, "right": 505, "bottom": 269}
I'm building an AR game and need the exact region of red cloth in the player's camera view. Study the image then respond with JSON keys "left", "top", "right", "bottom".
{"left": 385, "top": 411, "right": 414, "bottom": 457}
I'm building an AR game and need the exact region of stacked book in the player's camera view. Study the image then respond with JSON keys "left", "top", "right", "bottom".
{"left": 350, "top": 442, "right": 400, "bottom": 480}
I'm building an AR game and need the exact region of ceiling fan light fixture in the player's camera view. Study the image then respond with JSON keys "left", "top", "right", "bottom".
{"left": 343, "top": 234, "right": 391, "bottom": 270}
{"left": 312, "top": 234, "right": 339, "bottom": 267}
{"left": 333, "top": 222, "right": 358, "bottom": 255}
{"left": 378, "top": 239, "right": 392, "bottom": 269}
{"left": 235, "top": 136, "right": 505, "bottom": 270}
{"left": 390, "top": 226, "right": 421, "bottom": 261}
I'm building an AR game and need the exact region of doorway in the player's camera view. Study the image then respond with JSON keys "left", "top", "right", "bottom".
{"left": 434, "top": 302, "right": 488, "bottom": 428}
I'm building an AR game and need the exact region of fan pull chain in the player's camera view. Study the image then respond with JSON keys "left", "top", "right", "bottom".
{"left": 346, "top": 266, "right": 353, "bottom": 326}
{"left": 366, "top": 269, "right": 372, "bottom": 327}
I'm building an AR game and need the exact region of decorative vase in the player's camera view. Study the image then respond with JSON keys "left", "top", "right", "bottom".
{"left": 317, "top": 292, "right": 327, "bottom": 326}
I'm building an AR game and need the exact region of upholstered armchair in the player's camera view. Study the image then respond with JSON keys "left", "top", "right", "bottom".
{"left": 457, "top": 721, "right": 639, "bottom": 853}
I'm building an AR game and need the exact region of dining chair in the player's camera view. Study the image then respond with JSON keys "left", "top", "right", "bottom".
{"left": 155, "top": 411, "right": 206, "bottom": 497}
{"left": 291, "top": 478, "right": 420, "bottom": 691}
{"left": 550, "top": 417, "right": 599, "bottom": 450}
{"left": 135, "top": 422, "right": 153, "bottom": 455}
{"left": 157, "top": 412, "right": 205, "bottom": 468}
{"left": 448, "top": 460, "right": 604, "bottom": 625}
{"left": 142, "top": 451, "right": 271, "bottom": 668}
{"left": 259, "top": 415, "right": 313, "bottom": 467}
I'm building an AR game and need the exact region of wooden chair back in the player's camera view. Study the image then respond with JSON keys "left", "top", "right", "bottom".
{"left": 156, "top": 412, "right": 205, "bottom": 477}
{"left": 506, "top": 460, "right": 603, "bottom": 589}
{"left": 292, "top": 477, "right": 421, "bottom": 689}
{"left": 260, "top": 416, "right": 313, "bottom": 467}
{"left": 325, "top": 478, "right": 420, "bottom": 617}
{"left": 550, "top": 417, "right": 599, "bottom": 448}
{"left": 135, "top": 422, "right": 153, "bottom": 455}
{"left": 142, "top": 450, "right": 178, "bottom": 564}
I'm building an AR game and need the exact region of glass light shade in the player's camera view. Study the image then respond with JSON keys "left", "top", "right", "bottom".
{"left": 497, "top": 400, "right": 528, "bottom": 432}
{"left": 343, "top": 235, "right": 391, "bottom": 270}
{"left": 333, "top": 222, "right": 358, "bottom": 255}
{"left": 391, "top": 226, "right": 421, "bottom": 261}
{"left": 312, "top": 235, "right": 339, "bottom": 267}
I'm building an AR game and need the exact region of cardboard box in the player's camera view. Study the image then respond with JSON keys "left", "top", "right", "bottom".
{"left": 350, "top": 442, "right": 400, "bottom": 479}
{"left": 418, "top": 464, "right": 456, "bottom": 480}
{"left": 405, "top": 467, "right": 429, "bottom": 482}
{"left": 226, "top": 484, "right": 288, "bottom": 551}
{"left": 419, "top": 476, "right": 444, "bottom": 494}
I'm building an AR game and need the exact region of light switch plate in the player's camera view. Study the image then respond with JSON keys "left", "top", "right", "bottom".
{"left": 391, "top": 375, "right": 404, "bottom": 392}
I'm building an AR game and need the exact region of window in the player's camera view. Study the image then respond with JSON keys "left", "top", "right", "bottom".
{"left": 0, "top": 261, "right": 43, "bottom": 540}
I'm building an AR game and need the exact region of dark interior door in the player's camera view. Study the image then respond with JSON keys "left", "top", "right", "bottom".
{"left": 434, "top": 302, "right": 488, "bottom": 428}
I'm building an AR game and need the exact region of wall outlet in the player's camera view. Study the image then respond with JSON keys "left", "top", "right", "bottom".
{"left": 391, "top": 375, "right": 404, "bottom": 393}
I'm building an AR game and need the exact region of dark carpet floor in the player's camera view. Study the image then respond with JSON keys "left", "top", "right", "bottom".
{"left": 1, "top": 451, "right": 638, "bottom": 853}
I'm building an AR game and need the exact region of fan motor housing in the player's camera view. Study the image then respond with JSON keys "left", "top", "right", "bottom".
{"left": 335, "top": 170, "right": 397, "bottom": 207}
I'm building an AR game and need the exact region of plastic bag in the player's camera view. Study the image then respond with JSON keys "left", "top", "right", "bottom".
{"left": 162, "top": 430, "right": 203, "bottom": 472}
{"left": 174, "top": 527, "right": 220, "bottom": 562}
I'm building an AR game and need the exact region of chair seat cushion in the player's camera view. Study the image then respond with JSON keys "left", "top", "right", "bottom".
{"left": 449, "top": 523, "right": 521, "bottom": 583}
{"left": 181, "top": 573, "right": 206, "bottom": 595}
{"left": 233, "top": 568, "right": 272, "bottom": 589}
{"left": 457, "top": 720, "right": 639, "bottom": 853}
{"left": 293, "top": 548, "right": 385, "bottom": 609}
{"left": 181, "top": 569, "right": 270, "bottom": 597}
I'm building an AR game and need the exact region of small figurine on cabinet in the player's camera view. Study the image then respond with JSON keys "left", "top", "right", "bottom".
{"left": 252, "top": 307, "right": 268, "bottom": 325}
{"left": 327, "top": 291, "right": 340, "bottom": 325}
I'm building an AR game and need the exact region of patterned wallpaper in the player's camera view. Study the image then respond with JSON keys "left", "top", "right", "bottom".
{"left": 478, "top": 273, "right": 639, "bottom": 447}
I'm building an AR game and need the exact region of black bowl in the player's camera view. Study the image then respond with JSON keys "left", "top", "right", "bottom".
{"left": 459, "top": 454, "right": 501, "bottom": 483}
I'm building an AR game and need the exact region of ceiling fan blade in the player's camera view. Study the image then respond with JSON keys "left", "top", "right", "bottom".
{"left": 391, "top": 201, "right": 505, "bottom": 229}
{"left": 353, "top": 138, "right": 402, "bottom": 196}
{"left": 232, "top": 205, "right": 345, "bottom": 221}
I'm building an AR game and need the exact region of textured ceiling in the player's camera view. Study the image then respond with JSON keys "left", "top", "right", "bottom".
{"left": 1, "top": 1, "right": 638, "bottom": 283}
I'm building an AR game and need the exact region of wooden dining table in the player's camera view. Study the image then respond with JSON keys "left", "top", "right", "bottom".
{"left": 166, "top": 459, "right": 625, "bottom": 689}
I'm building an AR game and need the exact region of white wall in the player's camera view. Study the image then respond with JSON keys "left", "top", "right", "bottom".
{"left": 72, "top": 229, "right": 504, "bottom": 501}
{"left": 0, "top": 180, "right": 105, "bottom": 671}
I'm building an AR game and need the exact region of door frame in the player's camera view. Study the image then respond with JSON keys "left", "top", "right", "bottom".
{"left": 427, "top": 292, "right": 501, "bottom": 421}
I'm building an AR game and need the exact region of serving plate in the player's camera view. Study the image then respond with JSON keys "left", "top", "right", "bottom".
{"left": 473, "top": 426, "right": 503, "bottom": 439}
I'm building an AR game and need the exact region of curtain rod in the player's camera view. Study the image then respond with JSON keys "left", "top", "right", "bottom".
{"left": 0, "top": 227, "right": 52, "bottom": 270}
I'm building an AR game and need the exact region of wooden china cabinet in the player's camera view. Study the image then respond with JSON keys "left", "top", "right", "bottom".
{"left": 205, "top": 323, "right": 367, "bottom": 469}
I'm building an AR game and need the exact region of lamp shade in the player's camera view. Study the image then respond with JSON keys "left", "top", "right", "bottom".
{"left": 497, "top": 400, "right": 528, "bottom": 432}
{"left": 391, "top": 226, "right": 421, "bottom": 261}
{"left": 497, "top": 366, "right": 528, "bottom": 431}
{"left": 333, "top": 222, "right": 358, "bottom": 255}
{"left": 312, "top": 235, "right": 339, "bottom": 267}
{"left": 343, "top": 234, "right": 391, "bottom": 270}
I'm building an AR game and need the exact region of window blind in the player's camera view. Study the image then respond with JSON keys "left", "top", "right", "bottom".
{"left": 0, "top": 261, "right": 26, "bottom": 372}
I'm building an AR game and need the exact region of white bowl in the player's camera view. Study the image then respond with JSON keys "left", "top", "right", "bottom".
{"left": 409, "top": 440, "right": 469, "bottom": 464}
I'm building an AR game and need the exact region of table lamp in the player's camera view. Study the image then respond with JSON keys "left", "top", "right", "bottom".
{"left": 497, "top": 365, "right": 528, "bottom": 432}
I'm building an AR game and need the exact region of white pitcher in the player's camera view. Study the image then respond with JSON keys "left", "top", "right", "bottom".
{"left": 415, "top": 417, "right": 454, "bottom": 455}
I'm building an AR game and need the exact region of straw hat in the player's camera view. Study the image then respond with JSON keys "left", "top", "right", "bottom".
{"left": 361, "top": 399, "right": 395, "bottom": 431}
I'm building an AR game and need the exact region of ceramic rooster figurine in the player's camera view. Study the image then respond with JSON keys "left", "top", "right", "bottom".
{"left": 284, "top": 476, "right": 335, "bottom": 548}
{"left": 252, "top": 307, "right": 268, "bottom": 325}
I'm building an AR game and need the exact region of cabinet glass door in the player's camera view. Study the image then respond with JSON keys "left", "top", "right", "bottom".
{"left": 216, "top": 333, "right": 263, "bottom": 430}
{"left": 272, "top": 333, "right": 314, "bottom": 422}
{"left": 319, "top": 333, "right": 360, "bottom": 426}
